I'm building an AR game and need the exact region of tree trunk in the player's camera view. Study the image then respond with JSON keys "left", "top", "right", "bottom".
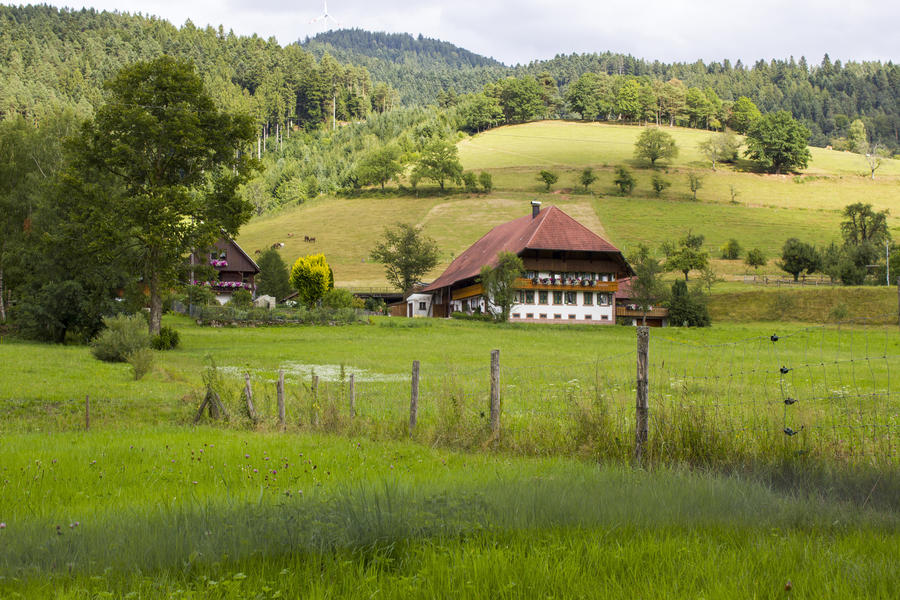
{"left": 148, "top": 270, "right": 162, "bottom": 335}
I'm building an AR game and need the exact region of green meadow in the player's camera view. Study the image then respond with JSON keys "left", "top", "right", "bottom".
{"left": 1, "top": 428, "right": 898, "bottom": 598}
{"left": 239, "top": 120, "right": 900, "bottom": 287}
{"left": 6, "top": 121, "right": 900, "bottom": 597}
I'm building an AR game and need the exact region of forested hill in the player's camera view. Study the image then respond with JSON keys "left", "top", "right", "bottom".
{"left": 0, "top": 5, "right": 385, "bottom": 130}
{"left": 303, "top": 30, "right": 504, "bottom": 69}
{"left": 302, "top": 30, "right": 508, "bottom": 106}
{"left": 301, "top": 29, "right": 900, "bottom": 149}
{"left": 1, "top": 6, "right": 898, "bottom": 149}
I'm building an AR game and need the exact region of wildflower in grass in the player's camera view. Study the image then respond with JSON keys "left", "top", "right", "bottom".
{"left": 253, "top": 468, "right": 258, "bottom": 473}
{"left": 192, "top": 481, "right": 198, "bottom": 485}
{"left": 245, "top": 454, "right": 250, "bottom": 459}
{"left": 0, "top": 522, "right": 6, "bottom": 529}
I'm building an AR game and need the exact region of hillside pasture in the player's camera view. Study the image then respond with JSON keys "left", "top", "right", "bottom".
{"left": 239, "top": 121, "right": 900, "bottom": 288}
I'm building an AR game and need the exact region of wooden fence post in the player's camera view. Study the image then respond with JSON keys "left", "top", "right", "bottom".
{"left": 896, "top": 277, "right": 899, "bottom": 326}
{"left": 311, "top": 373, "right": 320, "bottom": 428}
{"left": 243, "top": 373, "right": 258, "bottom": 423}
{"left": 349, "top": 373, "right": 356, "bottom": 419}
{"left": 409, "top": 360, "right": 419, "bottom": 436}
{"left": 277, "top": 370, "right": 285, "bottom": 428}
{"left": 85, "top": 395, "right": 90, "bottom": 431}
{"left": 490, "top": 349, "right": 501, "bottom": 437}
{"left": 634, "top": 326, "right": 650, "bottom": 465}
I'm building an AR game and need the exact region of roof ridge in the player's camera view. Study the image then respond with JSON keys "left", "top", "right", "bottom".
{"left": 523, "top": 205, "right": 553, "bottom": 248}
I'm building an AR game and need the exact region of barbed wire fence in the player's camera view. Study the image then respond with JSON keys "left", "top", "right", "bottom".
{"left": 182, "top": 316, "right": 900, "bottom": 467}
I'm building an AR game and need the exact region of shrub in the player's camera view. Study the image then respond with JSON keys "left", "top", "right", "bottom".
{"left": 321, "top": 288, "right": 358, "bottom": 310}
{"left": 613, "top": 166, "right": 635, "bottom": 195}
{"left": 127, "top": 348, "right": 154, "bottom": 380}
{"left": 230, "top": 288, "right": 253, "bottom": 308}
{"left": 451, "top": 311, "right": 494, "bottom": 322}
{"left": 666, "top": 280, "right": 710, "bottom": 327}
{"left": 150, "top": 326, "right": 180, "bottom": 351}
{"left": 720, "top": 239, "right": 742, "bottom": 260}
{"left": 478, "top": 171, "right": 493, "bottom": 193}
{"left": 650, "top": 174, "right": 670, "bottom": 197}
{"left": 91, "top": 314, "right": 151, "bottom": 362}
{"left": 364, "top": 297, "right": 387, "bottom": 314}
{"left": 462, "top": 171, "right": 479, "bottom": 193}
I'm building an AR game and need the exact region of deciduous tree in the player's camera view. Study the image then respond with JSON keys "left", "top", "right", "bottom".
{"left": 479, "top": 251, "right": 524, "bottom": 322}
{"left": 728, "top": 96, "right": 761, "bottom": 133}
{"left": 411, "top": 138, "right": 463, "bottom": 190}
{"left": 778, "top": 238, "right": 820, "bottom": 281}
{"left": 628, "top": 244, "right": 665, "bottom": 325}
{"left": 744, "top": 111, "right": 811, "bottom": 174}
{"left": 357, "top": 145, "right": 403, "bottom": 190}
{"left": 370, "top": 223, "right": 440, "bottom": 294}
{"left": 745, "top": 248, "right": 767, "bottom": 273}
{"left": 537, "top": 169, "right": 558, "bottom": 191}
{"left": 634, "top": 127, "right": 679, "bottom": 167}
{"left": 70, "top": 56, "right": 257, "bottom": 334}
{"left": 580, "top": 167, "right": 598, "bottom": 192}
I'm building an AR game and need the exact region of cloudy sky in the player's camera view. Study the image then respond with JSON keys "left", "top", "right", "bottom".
{"left": 51, "top": 1, "right": 898, "bottom": 65}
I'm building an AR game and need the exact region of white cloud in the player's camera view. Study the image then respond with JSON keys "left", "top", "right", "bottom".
{"left": 45, "top": 1, "right": 899, "bottom": 65}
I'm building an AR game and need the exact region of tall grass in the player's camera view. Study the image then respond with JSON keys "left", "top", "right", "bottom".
{"left": 1, "top": 430, "right": 898, "bottom": 597}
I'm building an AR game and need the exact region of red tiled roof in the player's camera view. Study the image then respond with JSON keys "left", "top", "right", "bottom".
{"left": 423, "top": 206, "right": 629, "bottom": 292}
{"left": 615, "top": 276, "right": 633, "bottom": 299}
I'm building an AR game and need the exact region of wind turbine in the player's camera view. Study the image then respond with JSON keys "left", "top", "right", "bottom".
{"left": 309, "top": 0, "right": 341, "bottom": 29}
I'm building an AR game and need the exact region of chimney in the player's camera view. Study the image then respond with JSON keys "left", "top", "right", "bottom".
{"left": 531, "top": 200, "right": 541, "bottom": 219}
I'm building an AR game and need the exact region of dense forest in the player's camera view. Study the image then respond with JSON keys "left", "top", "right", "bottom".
{"left": 305, "top": 30, "right": 900, "bottom": 150}
{"left": 0, "top": 6, "right": 397, "bottom": 142}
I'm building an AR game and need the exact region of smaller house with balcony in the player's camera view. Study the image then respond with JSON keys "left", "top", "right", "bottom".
{"left": 190, "top": 237, "right": 260, "bottom": 305}
{"left": 421, "top": 202, "right": 633, "bottom": 324}
{"left": 614, "top": 277, "right": 670, "bottom": 327}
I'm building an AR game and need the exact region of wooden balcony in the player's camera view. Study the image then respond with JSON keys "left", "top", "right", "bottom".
{"left": 515, "top": 278, "right": 617, "bottom": 293}
{"left": 615, "top": 305, "right": 669, "bottom": 318}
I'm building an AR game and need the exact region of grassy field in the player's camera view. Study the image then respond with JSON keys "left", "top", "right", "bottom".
{"left": 239, "top": 121, "right": 900, "bottom": 288}
{"left": 2, "top": 316, "right": 898, "bottom": 596}
{"left": 1, "top": 428, "right": 898, "bottom": 598}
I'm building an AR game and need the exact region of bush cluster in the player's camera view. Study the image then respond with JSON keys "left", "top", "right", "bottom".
{"left": 150, "top": 326, "right": 180, "bottom": 351}
{"left": 90, "top": 314, "right": 150, "bottom": 362}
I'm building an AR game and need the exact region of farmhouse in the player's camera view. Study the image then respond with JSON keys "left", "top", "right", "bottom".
{"left": 421, "top": 202, "right": 633, "bottom": 324}
{"left": 190, "top": 237, "right": 260, "bottom": 305}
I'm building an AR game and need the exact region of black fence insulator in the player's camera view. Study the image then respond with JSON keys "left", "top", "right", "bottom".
{"left": 770, "top": 334, "right": 779, "bottom": 342}
{"left": 780, "top": 366, "right": 791, "bottom": 374}
{"left": 784, "top": 397, "right": 797, "bottom": 405}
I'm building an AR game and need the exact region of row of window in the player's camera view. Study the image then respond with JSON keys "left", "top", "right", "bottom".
{"left": 512, "top": 313, "right": 610, "bottom": 321}
{"left": 515, "top": 290, "right": 612, "bottom": 306}
{"left": 524, "top": 271, "right": 616, "bottom": 282}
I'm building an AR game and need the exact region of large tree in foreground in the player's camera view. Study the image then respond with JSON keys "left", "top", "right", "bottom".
{"left": 370, "top": 223, "right": 440, "bottom": 294}
{"left": 71, "top": 56, "right": 257, "bottom": 334}
{"left": 744, "top": 111, "right": 811, "bottom": 174}
{"left": 480, "top": 251, "right": 524, "bottom": 322}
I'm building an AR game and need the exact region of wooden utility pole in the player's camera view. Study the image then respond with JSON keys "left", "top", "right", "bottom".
{"left": 490, "top": 350, "right": 501, "bottom": 436}
{"left": 409, "top": 360, "right": 420, "bottom": 436}
{"left": 634, "top": 327, "right": 650, "bottom": 464}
